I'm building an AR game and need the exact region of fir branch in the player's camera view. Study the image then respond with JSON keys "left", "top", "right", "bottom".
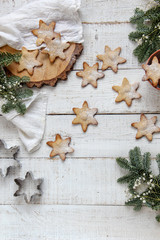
{"left": 129, "top": 147, "right": 143, "bottom": 169}
{"left": 116, "top": 147, "right": 160, "bottom": 222}
{"left": 156, "top": 154, "right": 160, "bottom": 174}
{"left": 0, "top": 52, "right": 21, "bottom": 66}
{"left": 142, "top": 152, "right": 151, "bottom": 172}
{"left": 152, "top": 204, "right": 160, "bottom": 211}
{"left": 116, "top": 157, "right": 131, "bottom": 170}
{"left": 156, "top": 215, "right": 160, "bottom": 222}
{"left": 130, "top": 8, "right": 145, "bottom": 25}
{"left": 0, "top": 51, "right": 33, "bottom": 114}
{"left": 129, "top": 3, "right": 160, "bottom": 63}
{"left": 15, "top": 102, "right": 27, "bottom": 115}
{"left": 125, "top": 198, "right": 143, "bottom": 211}
{"left": 117, "top": 174, "right": 135, "bottom": 184}
{"left": 133, "top": 202, "right": 143, "bottom": 211}
{"left": 15, "top": 88, "right": 33, "bottom": 99}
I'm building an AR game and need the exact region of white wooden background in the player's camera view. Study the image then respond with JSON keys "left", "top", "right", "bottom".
{"left": 0, "top": 0, "right": 160, "bottom": 239}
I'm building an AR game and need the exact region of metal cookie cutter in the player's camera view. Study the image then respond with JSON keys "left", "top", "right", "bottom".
{"left": 0, "top": 139, "right": 20, "bottom": 177}
{"left": 14, "top": 171, "right": 43, "bottom": 203}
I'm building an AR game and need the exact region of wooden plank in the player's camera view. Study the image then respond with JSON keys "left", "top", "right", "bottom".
{"left": 45, "top": 69, "right": 160, "bottom": 114}
{"left": 74, "top": 23, "right": 140, "bottom": 70}
{"left": 0, "top": 205, "right": 159, "bottom": 240}
{"left": 0, "top": 0, "right": 147, "bottom": 23}
{"left": 81, "top": 0, "right": 147, "bottom": 23}
{"left": 0, "top": 1, "right": 159, "bottom": 239}
{"left": 0, "top": 157, "right": 126, "bottom": 205}
{"left": 1, "top": 114, "right": 160, "bottom": 158}
{"left": 0, "top": 157, "right": 158, "bottom": 205}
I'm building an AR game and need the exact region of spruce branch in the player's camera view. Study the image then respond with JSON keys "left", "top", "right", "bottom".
{"left": 0, "top": 51, "right": 33, "bottom": 114}
{"left": 142, "top": 152, "right": 151, "bottom": 172}
{"left": 156, "top": 154, "right": 160, "bottom": 174}
{"left": 116, "top": 157, "right": 131, "bottom": 170}
{"left": 0, "top": 52, "right": 21, "bottom": 66}
{"left": 117, "top": 174, "right": 135, "bottom": 184}
{"left": 129, "top": 147, "right": 143, "bottom": 169}
{"left": 125, "top": 198, "right": 143, "bottom": 211}
{"left": 156, "top": 215, "right": 160, "bottom": 222}
{"left": 129, "top": 2, "right": 160, "bottom": 63}
{"left": 116, "top": 147, "right": 160, "bottom": 222}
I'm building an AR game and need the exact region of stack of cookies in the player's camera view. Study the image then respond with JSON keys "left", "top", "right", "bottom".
{"left": 0, "top": 20, "right": 83, "bottom": 87}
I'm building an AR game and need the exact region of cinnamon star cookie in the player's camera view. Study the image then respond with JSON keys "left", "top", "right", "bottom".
{"left": 17, "top": 47, "right": 43, "bottom": 75}
{"left": 76, "top": 62, "right": 104, "bottom": 88}
{"left": 41, "top": 37, "right": 70, "bottom": 63}
{"left": 142, "top": 56, "right": 160, "bottom": 87}
{"left": 131, "top": 114, "right": 160, "bottom": 141}
{"left": 72, "top": 101, "right": 98, "bottom": 132}
{"left": 32, "top": 20, "right": 60, "bottom": 46}
{"left": 47, "top": 134, "right": 74, "bottom": 161}
{"left": 112, "top": 77, "right": 141, "bottom": 106}
{"left": 97, "top": 45, "right": 126, "bottom": 72}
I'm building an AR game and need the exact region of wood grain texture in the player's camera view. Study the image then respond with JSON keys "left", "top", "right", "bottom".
{"left": 81, "top": 0, "right": 147, "bottom": 23}
{"left": 0, "top": 157, "right": 127, "bottom": 205}
{"left": 74, "top": 23, "right": 140, "bottom": 70}
{"left": 44, "top": 69, "right": 160, "bottom": 114}
{"left": 0, "top": 157, "right": 158, "bottom": 205}
{"left": 0, "top": 0, "right": 159, "bottom": 239}
{"left": 0, "top": 205, "right": 159, "bottom": 240}
{"left": 1, "top": 114, "right": 160, "bottom": 158}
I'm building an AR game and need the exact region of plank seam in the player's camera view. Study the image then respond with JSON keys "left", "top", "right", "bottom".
{"left": 82, "top": 21, "right": 130, "bottom": 25}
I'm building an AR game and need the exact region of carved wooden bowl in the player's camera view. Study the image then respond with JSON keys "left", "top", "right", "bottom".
{"left": 145, "top": 49, "right": 160, "bottom": 90}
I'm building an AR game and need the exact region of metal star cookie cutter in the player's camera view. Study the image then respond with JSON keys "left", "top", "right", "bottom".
{"left": 0, "top": 139, "right": 20, "bottom": 177}
{"left": 14, "top": 171, "right": 43, "bottom": 203}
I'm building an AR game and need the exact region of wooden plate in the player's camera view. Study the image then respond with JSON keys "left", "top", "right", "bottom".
{"left": 0, "top": 43, "right": 83, "bottom": 88}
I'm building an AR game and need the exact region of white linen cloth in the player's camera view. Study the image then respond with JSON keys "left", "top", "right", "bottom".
{"left": 0, "top": 0, "right": 83, "bottom": 152}
{"left": 0, "top": 91, "right": 47, "bottom": 152}
{"left": 0, "top": 0, "right": 83, "bottom": 50}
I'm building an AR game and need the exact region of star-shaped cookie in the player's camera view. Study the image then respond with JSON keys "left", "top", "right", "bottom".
{"left": 47, "top": 134, "right": 74, "bottom": 161}
{"left": 76, "top": 62, "right": 105, "bottom": 88}
{"left": 41, "top": 37, "right": 70, "bottom": 63}
{"left": 97, "top": 45, "right": 126, "bottom": 72}
{"left": 131, "top": 114, "right": 160, "bottom": 141}
{"left": 72, "top": 101, "right": 98, "bottom": 132}
{"left": 142, "top": 56, "right": 160, "bottom": 87}
{"left": 14, "top": 172, "right": 43, "bottom": 203}
{"left": 17, "top": 47, "right": 43, "bottom": 75}
{"left": 32, "top": 20, "right": 60, "bottom": 46}
{"left": 112, "top": 78, "right": 141, "bottom": 106}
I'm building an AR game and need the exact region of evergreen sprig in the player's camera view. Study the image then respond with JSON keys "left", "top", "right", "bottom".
{"left": 117, "top": 147, "right": 160, "bottom": 222}
{"left": 0, "top": 52, "right": 21, "bottom": 66}
{"left": 129, "top": 0, "right": 160, "bottom": 62}
{"left": 0, "top": 52, "right": 33, "bottom": 114}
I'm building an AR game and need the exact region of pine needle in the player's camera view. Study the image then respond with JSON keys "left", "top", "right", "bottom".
{"left": 117, "top": 147, "right": 160, "bottom": 222}
{"left": 0, "top": 51, "right": 33, "bottom": 114}
{"left": 129, "top": 2, "right": 160, "bottom": 63}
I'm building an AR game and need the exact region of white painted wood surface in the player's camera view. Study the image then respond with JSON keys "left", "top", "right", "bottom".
{"left": 0, "top": 205, "right": 159, "bottom": 240}
{"left": 1, "top": 114, "right": 160, "bottom": 158}
{"left": 45, "top": 69, "right": 160, "bottom": 114}
{"left": 0, "top": 0, "right": 160, "bottom": 239}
